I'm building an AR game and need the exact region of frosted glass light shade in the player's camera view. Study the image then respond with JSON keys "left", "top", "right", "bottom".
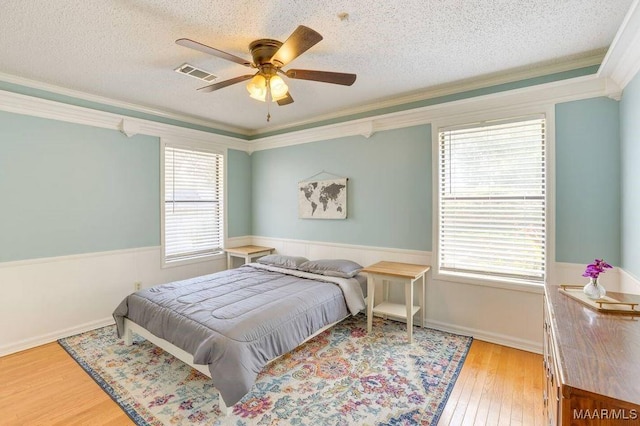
{"left": 269, "top": 75, "right": 288, "bottom": 101}
{"left": 246, "top": 74, "right": 267, "bottom": 102}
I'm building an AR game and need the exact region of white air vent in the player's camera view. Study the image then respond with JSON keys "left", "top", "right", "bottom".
{"left": 174, "top": 63, "right": 217, "bottom": 82}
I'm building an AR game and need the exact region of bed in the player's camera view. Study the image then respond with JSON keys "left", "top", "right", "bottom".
{"left": 112, "top": 256, "right": 366, "bottom": 415}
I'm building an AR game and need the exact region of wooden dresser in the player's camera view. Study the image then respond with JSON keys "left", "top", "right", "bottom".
{"left": 543, "top": 284, "right": 640, "bottom": 425}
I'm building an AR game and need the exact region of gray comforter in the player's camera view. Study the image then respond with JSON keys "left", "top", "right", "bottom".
{"left": 112, "top": 263, "right": 365, "bottom": 406}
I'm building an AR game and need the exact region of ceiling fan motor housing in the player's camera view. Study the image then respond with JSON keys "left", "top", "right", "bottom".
{"left": 249, "top": 39, "right": 284, "bottom": 67}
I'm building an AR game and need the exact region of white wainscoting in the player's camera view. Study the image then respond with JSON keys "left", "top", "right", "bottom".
{"left": 248, "top": 237, "right": 637, "bottom": 354}
{"left": 3, "top": 237, "right": 634, "bottom": 357}
{"left": 251, "top": 236, "right": 551, "bottom": 353}
{"left": 619, "top": 268, "right": 640, "bottom": 294}
{"left": 0, "top": 246, "right": 225, "bottom": 356}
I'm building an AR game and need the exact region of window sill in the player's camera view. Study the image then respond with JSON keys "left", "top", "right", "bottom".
{"left": 434, "top": 270, "right": 545, "bottom": 294}
{"left": 161, "top": 251, "right": 225, "bottom": 269}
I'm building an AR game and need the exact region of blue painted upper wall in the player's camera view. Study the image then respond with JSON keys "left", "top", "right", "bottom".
{"left": 0, "top": 111, "right": 251, "bottom": 262}
{"left": 252, "top": 126, "right": 432, "bottom": 250}
{"left": 227, "top": 149, "right": 252, "bottom": 238}
{"left": 0, "top": 110, "right": 160, "bottom": 261}
{"left": 1, "top": 96, "right": 621, "bottom": 262}
{"left": 0, "top": 64, "right": 626, "bottom": 264}
{"left": 251, "top": 96, "right": 623, "bottom": 263}
{"left": 555, "top": 98, "right": 621, "bottom": 265}
{"left": 621, "top": 70, "right": 640, "bottom": 278}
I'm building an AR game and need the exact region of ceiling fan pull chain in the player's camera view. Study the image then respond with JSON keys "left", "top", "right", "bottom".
{"left": 266, "top": 97, "right": 271, "bottom": 122}
{"left": 266, "top": 78, "right": 272, "bottom": 122}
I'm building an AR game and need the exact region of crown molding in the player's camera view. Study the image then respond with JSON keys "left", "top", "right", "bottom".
{"left": 0, "top": 88, "right": 252, "bottom": 152}
{"left": 250, "top": 73, "right": 614, "bottom": 152}
{"left": 0, "top": 48, "right": 610, "bottom": 144}
{"left": 599, "top": 0, "right": 640, "bottom": 89}
{"left": 0, "top": 71, "right": 250, "bottom": 137}
{"left": 249, "top": 51, "right": 606, "bottom": 136}
{"left": 0, "top": 61, "right": 618, "bottom": 155}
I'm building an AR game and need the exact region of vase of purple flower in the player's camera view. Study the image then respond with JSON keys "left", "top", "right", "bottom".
{"left": 582, "top": 258, "right": 611, "bottom": 299}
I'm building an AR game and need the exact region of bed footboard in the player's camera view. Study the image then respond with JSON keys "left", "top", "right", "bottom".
{"left": 120, "top": 315, "right": 346, "bottom": 417}
{"left": 122, "top": 318, "right": 229, "bottom": 415}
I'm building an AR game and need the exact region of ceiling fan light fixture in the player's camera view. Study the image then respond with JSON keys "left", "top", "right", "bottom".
{"left": 246, "top": 74, "right": 267, "bottom": 101}
{"left": 269, "top": 75, "right": 289, "bottom": 101}
{"left": 179, "top": 25, "right": 356, "bottom": 112}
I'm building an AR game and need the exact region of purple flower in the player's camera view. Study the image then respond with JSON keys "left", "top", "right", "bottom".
{"left": 582, "top": 258, "right": 613, "bottom": 279}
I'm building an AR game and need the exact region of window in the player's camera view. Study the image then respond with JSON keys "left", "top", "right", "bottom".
{"left": 162, "top": 142, "right": 224, "bottom": 265}
{"left": 437, "top": 115, "right": 546, "bottom": 285}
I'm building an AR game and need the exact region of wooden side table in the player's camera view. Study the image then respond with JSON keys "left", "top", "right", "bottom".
{"left": 225, "top": 245, "right": 275, "bottom": 269}
{"left": 362, "top": 261, "right": 431, "bottom": 343}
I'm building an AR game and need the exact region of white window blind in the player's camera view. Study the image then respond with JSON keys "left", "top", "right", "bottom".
{"left": 438, "top": 116, "right": 546, "bottom": 284}
{"left": 164, "top": 145, "right": 224, "bottom": 263}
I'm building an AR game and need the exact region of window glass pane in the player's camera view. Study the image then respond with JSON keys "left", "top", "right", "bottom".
{"left": 164, "top": 145, "right": 224, "bottom": 263}
{"left": 438, "top": 117, "right": 546, "bottom": 284}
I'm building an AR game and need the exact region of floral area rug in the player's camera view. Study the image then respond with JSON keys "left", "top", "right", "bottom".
{"left": 58, "top": 314, "right": 471, "bottom": 425}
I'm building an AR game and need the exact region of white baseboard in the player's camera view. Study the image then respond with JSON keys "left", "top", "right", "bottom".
{"left": 373, "top": 313, "right": 542, "bottom": 354}
{"left": 0, "top": 317, "right": 114, "bottom": 357}
{"left": 425, "top": 319, "right": 542, "bottom": 354}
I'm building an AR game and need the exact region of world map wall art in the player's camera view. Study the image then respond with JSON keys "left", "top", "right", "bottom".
{"left": 298, "top": 177, "right": 347, "bottom": 219}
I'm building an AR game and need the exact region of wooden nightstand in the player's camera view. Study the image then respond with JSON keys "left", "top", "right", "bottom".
{"left": 225, "top": 245, "right": 275, "bottom": 269}
{"left": 362, "top": 261, "right": 430, "bottom": 343}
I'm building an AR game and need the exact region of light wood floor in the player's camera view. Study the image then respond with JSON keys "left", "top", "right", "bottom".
{"left": 0, "top": 339, "right": 543, "bottom": 425}
{"left": 437, "top": 340, "right": 544, "bottom": 426}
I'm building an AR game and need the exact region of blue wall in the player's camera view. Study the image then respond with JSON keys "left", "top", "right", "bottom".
{"left": 621, "top": 71, "right": 640, "bottom": 278}
{"left": 227, "top": 149, "right": 252, "bottom": 237}
{"left": 0, "top": 84, "right": 626, "bottom": 266}
{"left": 0, "top": 111, "right": 251, "bottom": 262}
{"left": 0, "top": 111, "right": 160, "bottom": 261}
{"left": 251, "top": 98, "right": 623, "bottom": 265}
{"left": 252, "top": 125, "right": 432, "bottom": 250}
{"left": 555, "top": 98, "right": 621, "bottom": 265}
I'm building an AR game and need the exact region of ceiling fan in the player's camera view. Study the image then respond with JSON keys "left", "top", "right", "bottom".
{"left": 176, "top": 25, "right": 356, "bottom": 114}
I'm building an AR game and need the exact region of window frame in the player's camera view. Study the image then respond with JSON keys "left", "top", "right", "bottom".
{"left": 431, "top": 105, "right": 555, "bottom": 292}
{"left": 160, "top": 138, "right": 227, "bottom": 268}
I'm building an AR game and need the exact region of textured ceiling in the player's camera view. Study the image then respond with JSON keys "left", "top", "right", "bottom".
{"left": 0, "top": 0, "right": 633, "bottom": 134}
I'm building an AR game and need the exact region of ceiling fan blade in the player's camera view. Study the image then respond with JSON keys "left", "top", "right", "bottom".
{"left": 176, "top": 38, "right": 252, "bottom": 67}
{"left": 285, "top": 69, "right": 357, "bottom": 86}
{"left": 197, "top": 74, "right": 254, "bottom": 92}
{"left": 276, "top": 92, "right": 294, "bottom": 106}
{"left": 270, "top": 26, "right": 323, "bottom": 67}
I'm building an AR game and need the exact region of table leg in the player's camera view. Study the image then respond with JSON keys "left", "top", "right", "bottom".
{"left": 367, "top": 275, "right": 375, "bottom": 333}
{"left": 421, "top": 273, "right": 426, "bottom": 328}
{"left": 405, "top": 279, "right": 413, "bottom": 343}
{"left": 227, "top": 253, "right": 232, "bottom": 270}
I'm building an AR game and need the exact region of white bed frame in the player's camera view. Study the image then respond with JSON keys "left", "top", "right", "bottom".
{"left": 122, "top": 316, "right": 345, "bottom": 416}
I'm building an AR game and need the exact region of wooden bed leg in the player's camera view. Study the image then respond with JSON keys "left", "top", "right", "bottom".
{"left": 218, "top": 395, "right": 229, "bottom": 416}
